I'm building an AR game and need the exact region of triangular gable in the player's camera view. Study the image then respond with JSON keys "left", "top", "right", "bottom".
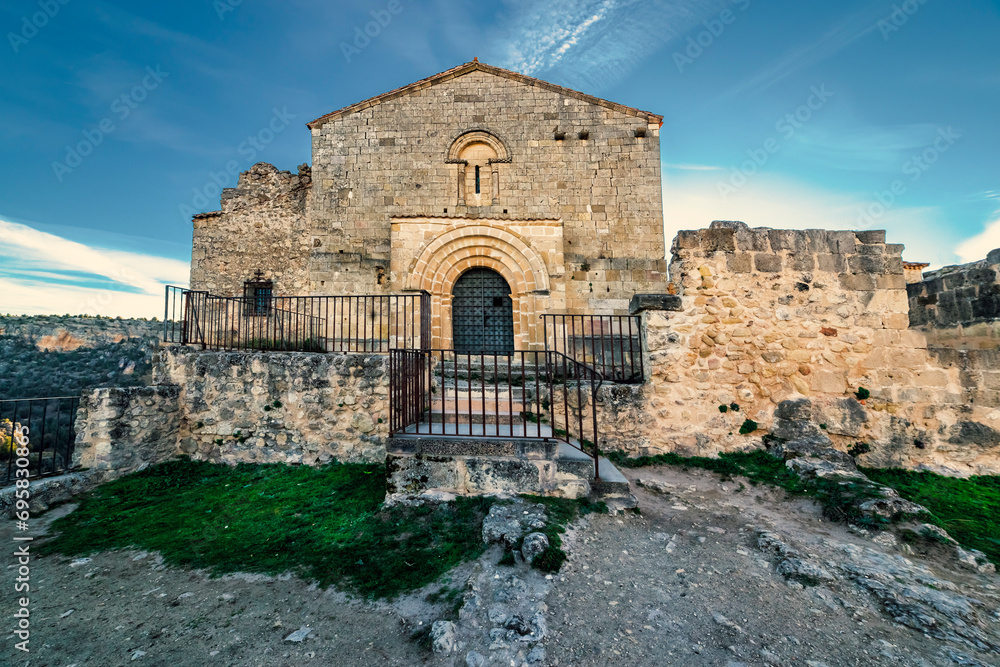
{"left": 307, "top": 60, "right": 663, "bottom": 129}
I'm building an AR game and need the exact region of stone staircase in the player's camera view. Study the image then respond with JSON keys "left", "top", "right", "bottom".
{"left": 386, "top": 433, "right": 634, "bottom": 507}
{"left": 387, "top": 352, "right": 636, "bottom": 509}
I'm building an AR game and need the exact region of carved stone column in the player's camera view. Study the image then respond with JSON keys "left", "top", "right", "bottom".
{"left": 457, "top": 162, "right": 466, "bottom": 205}
{"left": 491, "top": 163, "right": 500, "bottom": 204}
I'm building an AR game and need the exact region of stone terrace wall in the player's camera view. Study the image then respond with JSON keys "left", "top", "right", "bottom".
{"left": 908, "top": 249, "right": 1000, "bottom": 329}
{"left": 73, "top": 386, "right": 181, "bottom": 481}
{"left": 70, "top": 348, "right": 392, "bottom": 481}
{"left": 153, "top": 347, "right": 389, "bottom": 465}
{"left": 595, "top": 222, "right": 1000, "bottom": 476}
{"left": 189, "top": 163, "right": 313, "bottom": 296}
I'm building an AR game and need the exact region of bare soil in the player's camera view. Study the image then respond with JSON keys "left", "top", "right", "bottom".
{"left": 3, "top": 465, "right": 998, "bottom": 667}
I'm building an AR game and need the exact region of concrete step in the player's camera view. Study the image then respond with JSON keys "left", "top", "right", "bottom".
{"left": 554, "top": 443, "right": 632, "bottom": 497}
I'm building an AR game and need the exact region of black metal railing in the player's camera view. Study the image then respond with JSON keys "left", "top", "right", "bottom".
{"left": 389, "top": 349, "right": 604, "bottom": 479}
{"left": 1, "top": 397, "right": 81, "bottom": 485}
{"left": 164, "top": 286, "right": 431, "bottom": 353}
{"left": 542, "top": 314, "right": 644, "bottom": 383}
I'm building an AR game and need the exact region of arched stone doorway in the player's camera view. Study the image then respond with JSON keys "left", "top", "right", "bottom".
{"left": 452, "top": 268, "right": 515, "bottom": 353}
{"left": 400, "top": 221, "right": 554, "bottom": 350}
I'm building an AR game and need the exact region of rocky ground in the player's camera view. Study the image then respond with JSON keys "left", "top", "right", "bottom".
{"left": 3, "top": 465, "right": 999, "bottom": 667}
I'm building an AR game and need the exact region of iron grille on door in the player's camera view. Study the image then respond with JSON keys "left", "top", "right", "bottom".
{"left": 452, "top": 268, "right": 515, "bottom": 353}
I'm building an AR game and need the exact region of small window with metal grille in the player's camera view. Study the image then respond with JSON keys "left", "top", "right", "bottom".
{"left": 243, "top": 271, "right": 273, "bottom": 317}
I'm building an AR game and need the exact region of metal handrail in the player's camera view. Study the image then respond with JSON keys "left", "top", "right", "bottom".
{"left": 389, "top": 348, "right": 605, "bottom": 480}
{"left": 542, "top": 313, "right": 644, "bottom": 383}
{"left": 1, "top": 396, "right": 82, "bottom": 484}
{"left": 163, "top": 286, "right": 431, "bottom": 353}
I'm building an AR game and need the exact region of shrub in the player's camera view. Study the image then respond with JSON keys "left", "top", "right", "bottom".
{"left": 848, "top": 442, "right": 872, "bottom": 458}
{"left": 739, "top": 419, "right": 758, "bottom": 435}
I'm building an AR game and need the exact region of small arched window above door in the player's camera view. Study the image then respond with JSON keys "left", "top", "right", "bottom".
{"left": 447, "top": 131, "right": 510, "bottom": 206}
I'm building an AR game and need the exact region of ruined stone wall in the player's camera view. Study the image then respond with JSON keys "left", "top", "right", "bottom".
{"left": 72, "top": 386, "right": 181, "bottom": 481}
{"left": 189, "top": 163, "right": 313, "bottom": 296}
{"left": 152, "top": 347, "right": 389, "bottom": 465}
{"left": 595, "top": 222, "right": 1000, "bottom": 476}
{"left": 907, "top": 250, "right": 1000, "bottom": 329}
{"left": 309, "top": 67, "right": 668, "bottom": 312}
{"left": 70, "top": 348, "right": 393, "bottom": 478}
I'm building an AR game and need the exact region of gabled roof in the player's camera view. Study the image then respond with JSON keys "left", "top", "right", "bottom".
{"left": 307, "top": 60, "right": 663, "bottom": 129}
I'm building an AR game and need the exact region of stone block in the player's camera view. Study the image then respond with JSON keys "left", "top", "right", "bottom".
{"left": 810, "top": 370, "right": 847, "bottom": 394}
{"left": 704, "top": 227, "right": 736, "bottom": 252}
{"left": 848, "top": 254, "right": 885, "bottom": 274}
{"left": 754, "top": 254, "right": 782, "bottom": 273}
{"left": 838, "top": 273, "right": 876, "bottom": 291}
{"left": 790, "top": 253, "right": 816, "bottom": 271}
{"left": 727, "top": 253, "right": 753, "bottom": 273}
{"left": 817, "top": 254, "right": 847, "bottom": 273}
{"left": 675, "top": 230, "right": 703, "bottom": 249}
{"left": 877, "top": 274, "right": 906, "bottom": 290}
{"left": 855, "top": 230, "right": 886, "bottom": 244}
{"left": 768, "top": 229, "right": 808, "bottom": 252}
{"left": 629, "top": 294, "right": 683, "bottom": 313}
{"left": 882, "top": 312, "right": 910, "bottom": 330}
{"left": 826, "top": 231, "right": 857, "bottom": 254}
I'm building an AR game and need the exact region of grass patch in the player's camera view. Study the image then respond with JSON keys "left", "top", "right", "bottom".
{"left": 39, "top": 458, "right": 498, "bottom": 599}
{"left": 862, "top": 467, "right": 1000, "bottom": 566}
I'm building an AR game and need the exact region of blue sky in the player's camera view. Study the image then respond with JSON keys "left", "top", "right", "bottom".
{"left": 1, "top": 0, "right": 999, "bottom": 316}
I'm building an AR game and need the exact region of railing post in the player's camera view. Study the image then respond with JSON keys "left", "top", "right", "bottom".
{"left": 592, "top": 370, "right": 601, "bottom": 482}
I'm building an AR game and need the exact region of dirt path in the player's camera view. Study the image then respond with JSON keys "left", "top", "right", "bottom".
{"left": 545, "top": 467, "right": 999, "bottom": 667}
{"left": 3, "top": 467, "right": 998, "bottom": 666}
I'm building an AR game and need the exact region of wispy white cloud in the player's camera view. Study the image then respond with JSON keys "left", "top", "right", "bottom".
{"left": 662, "top": 162, "right": 723, "bottom": 171}
{"left": 955, "top": 209, "right": 1000, "bottom": 264}
{"left": 491, "top": 0, "right": 731, "bottom": 91}
{"left": 0, "top": 218, "right": 188, "bottom": 317}
{"left": 722, "top": 6, "right": 884, "bottom": 99}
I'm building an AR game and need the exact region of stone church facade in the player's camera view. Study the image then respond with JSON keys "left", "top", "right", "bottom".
{"left": 189, "top": 60, "right": 669, "bottom": 350}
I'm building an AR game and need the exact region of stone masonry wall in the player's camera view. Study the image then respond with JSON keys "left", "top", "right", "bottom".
{"left": 908, "top": 249, "right": 1000, "bottom": 328}
{"left": 309, "top": 65, "right": 668, "bottom": 313}
{"left": 72, "top": 386, "right": 181, "bottom": 481}
{"left": 595, "top": 222, "right": 1000, "bottom": 476}
{"left": 189, "top": 163, "right": 313, "bottom": 296}
{"left": 153, "top": 347, "right": 389, "bottom": 465}
{"left": 71, "top": 348, "right": 393, "bottom": 480}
